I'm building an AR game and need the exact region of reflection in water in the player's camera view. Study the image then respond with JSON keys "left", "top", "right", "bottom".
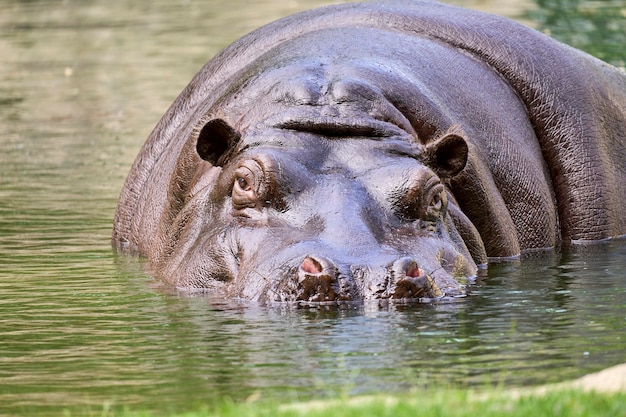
{"left": 0, "top": 0, "right": 625, "bottom": 415}
{"left": 6, "top": 243, "right": 625, "bottom": 415}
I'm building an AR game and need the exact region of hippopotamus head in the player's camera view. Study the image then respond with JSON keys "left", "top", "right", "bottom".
{"left": 154, "top": 61, "right": 478, "bottom": 304}
{"left": 115, "top": 1, "right": 626, "bottom": 305}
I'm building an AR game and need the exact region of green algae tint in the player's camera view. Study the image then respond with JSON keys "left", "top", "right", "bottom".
{"left": 0, "top": 0, "right": 624, "bottom": 415}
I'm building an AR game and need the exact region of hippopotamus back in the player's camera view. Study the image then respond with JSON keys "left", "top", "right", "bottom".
{"left": 113, "top": 0, "right": 626, "bottom": 302}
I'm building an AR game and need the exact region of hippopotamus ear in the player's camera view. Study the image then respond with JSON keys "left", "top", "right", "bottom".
{"left": 196, "top": 118, "right": 241, "bottom": 166}
{"left": 424, "top": 129, "right": 469, "bottom": 178}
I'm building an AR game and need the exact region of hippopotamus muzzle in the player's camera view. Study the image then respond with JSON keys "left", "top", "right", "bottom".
{"left": 262, "top": 245, "right": 471, "bottom": 304}
{"left": 288, "top": 254, "right": 446, "bottom": 303}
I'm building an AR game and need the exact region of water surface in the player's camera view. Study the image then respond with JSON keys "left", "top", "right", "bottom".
{"left": 0, "top": 0, "right": 625, "bottom": 415}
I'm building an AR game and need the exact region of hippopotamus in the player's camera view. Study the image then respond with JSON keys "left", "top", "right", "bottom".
{"left": 112, "top": 0, "right": 626, "bottom": 304}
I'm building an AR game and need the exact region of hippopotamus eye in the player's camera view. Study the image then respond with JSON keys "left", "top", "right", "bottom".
{"left": 232, "top": 163, "right": 262, "bottom": 209}
{"left": 395, "top": 174, "right": 447, "bottom": 223}
{"left": 423, "top": 179, "right": 447, "bottom": 222}
{"left": 230, "top": 157, "right": 286, "bottom": 213}
{"left": 236, "top": 176, "right": 251, "bottom": 191}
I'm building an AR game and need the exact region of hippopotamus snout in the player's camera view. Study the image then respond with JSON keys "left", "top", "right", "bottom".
{"left": 273, "top": 253, "right": 445, "bottom": 304}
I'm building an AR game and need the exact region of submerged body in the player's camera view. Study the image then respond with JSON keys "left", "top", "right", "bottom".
{"left": 113, "top": 1, "right": 626, "bottom": 303}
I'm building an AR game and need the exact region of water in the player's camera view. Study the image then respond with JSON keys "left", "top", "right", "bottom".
{"left": 0, "top": 0, "right": 625, "bottom": 415}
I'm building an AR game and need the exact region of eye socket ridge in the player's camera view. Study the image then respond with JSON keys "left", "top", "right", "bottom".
{"left": 394, "top": 172, "right": 447, "bottom": 223}
{"left": 232, "top": 160, "right": 265, "bottom": 210}
{"left": 231, "top": 157, "right": 287, "bottom": 212}
{"left": 422, "top": 176, "right": 447, "bottom": 222}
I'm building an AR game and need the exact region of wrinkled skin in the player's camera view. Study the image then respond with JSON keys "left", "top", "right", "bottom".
{"left": 113, "top": 0, "right": 626, "bottom": 304}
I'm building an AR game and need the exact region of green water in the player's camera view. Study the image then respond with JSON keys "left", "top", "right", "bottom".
{"left": 0, "top": 0, "right": 625, "bottom": 415}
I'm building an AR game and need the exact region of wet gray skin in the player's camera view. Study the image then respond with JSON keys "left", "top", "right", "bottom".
{"left": 113, "top": 1, "right": 626, "bottom": 306}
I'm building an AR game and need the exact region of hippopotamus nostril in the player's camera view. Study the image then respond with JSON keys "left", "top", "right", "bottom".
{"left": 391, "top": 257, "right": 420, "bottom": 278}
{"left": 294, "top": 255, "right": 344, "bottom": 303}
{"left": 390, "top": 257, "right": 443, "bottom": 300}
{"left": 298, "top": 255, "right": 335, "bottom": 279}
{"left": 300, "top": 256, "right": 323, "bottom": 275}
{"left": 405, "top": 261, "right": 423, "bottom": 278}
